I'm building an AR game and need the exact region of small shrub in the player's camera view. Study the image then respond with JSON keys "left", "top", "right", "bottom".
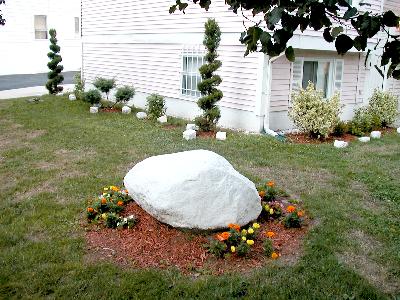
{"left": 332, "top": 121, "right": 348, "bottom": 137}
{"left": 73, "top": 72, "right": 85, "bottom": 100}
{"left": 105, "top": 212, "right": 119, "bottom": 228}
{"left": 236, "top": 242, "right": 250, "bottom": 257}
{"left": 263, "top": 239, "right": 274, "bottom": 257}
{"left": 146, "top": 93, "right": 166, "bottom": 119}
{"left": 93, "top": 77, "right": 116, "bottom": 100}
{"left": 348, "top": 107, "right": 381, "bottom": 136}
{"left": 289, "top": 82, "right": 342, "bottom": 139}
{"left": 258, "top": 180, "right": 277, "bottom": 202}
{"left": 115, "top": 85, "right": 135, "bottom": 104}
{"left": 368, "top": 89, "right": 399, "bottom": 127}
{"left": 84, "top": 89, "right": 102, "bottom": 105}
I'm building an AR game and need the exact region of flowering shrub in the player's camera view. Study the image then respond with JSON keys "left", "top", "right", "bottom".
{"left": 207, "top": 223, "right": 261, "bottom": 258}
{"left": 86, "top": 185, "right": 137, "bottom": 229}
{"left": 368, "top": 89, "right": 399, "bottom": 127}
{"left": 283, "top": 205, "right": 304, "bottom": 228}
{"left": 289, "top": 82, "right": 342, "bottom": 139}
{"left": 258, "top": 180, "right": 277, "bottom": 202}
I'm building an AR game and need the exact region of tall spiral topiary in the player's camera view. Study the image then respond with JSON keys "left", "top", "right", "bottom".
{"left": 195, "top": 18, "right": 223, "bottom": 132}
{"left": 46, "top": 29, "right": 64, "bottom": 94}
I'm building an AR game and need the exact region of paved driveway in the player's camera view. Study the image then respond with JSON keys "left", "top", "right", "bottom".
{"left": 0, "top": 71, "right": 78, "bottom": 91}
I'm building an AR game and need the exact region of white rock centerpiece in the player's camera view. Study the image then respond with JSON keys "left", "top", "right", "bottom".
{"left": 89, "top": 107, "right": 98, "bottom": 114}
{"left": 216, "top": 131, "right": 227, "bottom": 141}
{"left": 136, "top": 112, "right": 147, "bottom": 119}
{"left": 124, "top": 150, "right": 262, "bottom": 230}
{"left": 183, "top": 129, "right": 196, "bottom": 140}
{"left": 122, "top": 106, "right": 132, "bottom": 114}
{"left": 370, "top": 131, "right": 381, "bottom": 139}
{"left": 69, "top": 94, "right": 76, "bottom": 101}
{"left": 358, "top": 136, "right": 370, "bottom": 142}
{"left": 157, "top": 115, "right": 168, "bottom": 123}
{"left": 334, "top": 140, "right": 348, "bottom": 148}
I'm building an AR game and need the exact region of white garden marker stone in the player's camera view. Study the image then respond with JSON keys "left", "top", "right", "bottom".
{"left": 89, "top": 107, "right": 98, "bottom": 114}
{"left": 122, "top": 106, "right": 131, "bottom": 114}
{"left": 157, "top": 115, "right": 168, "bottom": 123}
{"left": 183, "top": 129, "right": 196, "bottom": 140}
{"left": 216, "top": 131, "right": 227, "bottom": 141}
{"left": 370, "top": 131, "right": 381, "bottom": 139}
{"left": 334, "top": 140, "right": 348, "bottom": 148}
{"left": 124, "top": 150, "right": 262, "bottom": 230}
{"left": 68, "top": 94, "right": 76, "bottom": 101}
{"left": 264, "top": 128, "right": 278, "bottom": 137}
{"left": 186, "top": 124, "right": 198, "bottom": 131}
{"left": 136, "top": 112, "right": 147, "bottom": 119}
{"left": 397, "top": 127, "right": 400, "bottom": 134}
{"left": 358, "top": 136, "right": 370, "bottom": 142}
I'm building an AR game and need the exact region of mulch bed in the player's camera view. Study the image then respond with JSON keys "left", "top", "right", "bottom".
{"left": 286, "top": 127, "right": 396, "bottom": 144}
{"left": 197, "top": 131, "right": 216, "bottom": 139}
{"left": 85, "top": 202, "right": 308, "bottom": 275}
{"left": 100, "top": 107, "right": 121, "bottom": 113}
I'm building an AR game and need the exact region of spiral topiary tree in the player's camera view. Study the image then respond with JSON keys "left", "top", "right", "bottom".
{"left": 195, "top": 18, "right": 223, "bottom": 132}
{"left": 46, "top": 29, "right": 64, "bottom": 94}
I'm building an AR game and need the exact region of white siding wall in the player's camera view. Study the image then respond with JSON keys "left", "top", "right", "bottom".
{"left": 384, "top": 0, "right": 400, "bottom": 14}
{"left": 0, "top": 0, "right": 81, "bottom": 75}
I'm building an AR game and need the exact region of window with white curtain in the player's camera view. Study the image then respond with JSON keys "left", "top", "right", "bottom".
{"left": 181, "top": 46, "right": 204, "bottom": 97}
{"left": 34, "top": 15, "right": 47, "bottom": 39}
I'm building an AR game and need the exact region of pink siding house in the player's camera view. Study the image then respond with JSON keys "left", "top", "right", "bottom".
{"left": 81, "top": 0, "right": 399, "bottom": 132}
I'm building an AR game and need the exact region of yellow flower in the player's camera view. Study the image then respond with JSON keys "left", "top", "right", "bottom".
{"left": 269, "top": 208, "right": 274, "bottom": 215}
{"left": 241, "top": 229, "right": 247, "bottom": 235}
{"left": 242, "top": 236, "right": 247, "bottom": 241}
{"left": 248, "top": 228, "right": 254, "bottom": 234}
{"left": 231, "top": 246, "right": 236, "bottom": 253}
{"left": 271, "top": 252, "right": 279, "bottom": 259}
{"left": 252, "top": 223, "right": 260, "bottom": 229}
{"left": 264, "top": 205, "right": 270, "bottom": 211}
{"left": 101, "top": 213, "right": 107, "bottom": 220}
{"left": 246, "top": 239, "right": 254, "bottom": 246}
{"left": 103, "top": 187, "right": 108, "bottom": 191}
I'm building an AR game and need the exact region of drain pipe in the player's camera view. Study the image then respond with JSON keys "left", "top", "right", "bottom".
{"left": 254, "top": 52, "right": 285, "bottom": 134}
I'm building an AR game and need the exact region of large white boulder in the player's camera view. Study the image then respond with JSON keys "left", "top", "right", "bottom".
{"left": 124, "top": 150, "right": 262, "bottom": 230}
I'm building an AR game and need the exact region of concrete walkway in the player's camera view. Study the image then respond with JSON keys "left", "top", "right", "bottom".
{"left": 0, "top": 71, "right": 78, "bottom": 91}
{"left": 0, "top": 84, "right": 74, "bottom": 99}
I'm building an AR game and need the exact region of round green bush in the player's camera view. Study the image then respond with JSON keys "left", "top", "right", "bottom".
{"left": 84, "top": 89, "right": 102, "bottom": 105}
{"left": 146, "top": 93, "right": 166, "bottom": 119}
{"left": 93, "top": 77, "right": 116, "bottom": 100}
{"left": 368, "top": 89, "right": 399, "bottom": 127}
{"left": 115, "top": 86, "right": 135, "bottom": 103}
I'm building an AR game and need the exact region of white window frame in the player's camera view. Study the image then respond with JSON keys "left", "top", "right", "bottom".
{"left": 34, "top": 15, "right": 48, "bottom": 40}
{"left": 180, "top": 45, "right": 205, "bottom": 99}
{"left": 289, "top": 57, "right": 344, "bottom": 105}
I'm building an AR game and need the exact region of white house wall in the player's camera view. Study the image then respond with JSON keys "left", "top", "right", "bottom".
{"left": 0, "top": 0, "right": 81, "bottom": 75}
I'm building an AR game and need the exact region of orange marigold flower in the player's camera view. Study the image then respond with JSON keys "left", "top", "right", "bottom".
{"left": 216, "top": 232, "right": 230, "bottom": 241}
{"left": 271, "top": 252, "right": 279, "bottom": 259}
{"left": 117, "top": 201, "right": 124, "bottom": 207}
{"left": 101, "top": 198, "right": 107, "bottom": 204}
{"left": 266, "top": 231, "right": 275, "bottom": 238}
{"left": 287, "top": 205, "right": 296, "bottom": 213}
{"left": 111, "top": 186, "right": 119, "bottom": 192}
{"left": 228, "top": 223, "right": 240, "bottom": 231}
{"left": 259, "top": 191, "right": 266, "bottom": 198}
{"left": 87, "top": 207, "right": 94, "bottom": 213}
{"left": 266, "top": 181, "right": 275, "bottom": 187}
{"left": 297, "top": 210, "right": 304, "bottom": 217}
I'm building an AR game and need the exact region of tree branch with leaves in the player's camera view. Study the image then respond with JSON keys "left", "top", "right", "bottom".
{"left": 170, "top": 0, "right": 400, "bottom": 79}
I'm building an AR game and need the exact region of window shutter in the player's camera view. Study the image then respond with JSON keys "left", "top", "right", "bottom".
{"left": 333, "top": 59, "right": 344, "bottom": 95}
{"left": 290, "top": 58, "right": 304, "bottom": 99}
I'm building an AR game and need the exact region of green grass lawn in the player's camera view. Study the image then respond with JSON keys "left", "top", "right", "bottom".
{"left": 0, "top": 95, "right": 399, "bottom": 299}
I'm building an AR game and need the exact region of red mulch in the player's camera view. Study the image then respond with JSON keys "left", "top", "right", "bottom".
{"left": 100, "top": 107, "right": 121, "bottom": 113}
{"left": 197, "top": 131, "right": 216, "bottom": 139}
{"left": 286, "top": 127, "right": 396, "bottom": 144}
{"left": 85, "top": 202, "right": 308, "bottom": 275}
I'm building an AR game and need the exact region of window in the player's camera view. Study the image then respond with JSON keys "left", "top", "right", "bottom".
{"left": 181, "top": 46, "right": 204, "bottom": 97}
{"left": 75, "top": 17, "right": 80, "bottom": 34}
{"left": 34, "top": 15, "right": 47, "bottom": 39}
{"left": 291, "top": 58, "right": 343, "bottom": 101}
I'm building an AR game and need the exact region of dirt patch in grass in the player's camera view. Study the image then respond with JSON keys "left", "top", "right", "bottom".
{"left": 14, "top": 180, "right": 58, "bottom": 203}
{"left": 85, "top": 202, "right": 308, "bottom": 275}
{"left": 197, "top": 131, "right": 216, "bottom": 139}
{"left": 338, "top": 229, "right": 400, "bottom": 295}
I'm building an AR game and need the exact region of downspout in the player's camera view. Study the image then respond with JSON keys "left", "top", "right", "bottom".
{"left": 257, "top": 52, "right": 285, "bottom": 133}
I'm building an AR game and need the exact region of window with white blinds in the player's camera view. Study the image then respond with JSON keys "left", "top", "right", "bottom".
{"left": 34, "top": 15, "right": 47, "bottom": 39}
{"left": 290, "top": 58, "right": 343, "bottom": 103}
{"left": 181, "top": 46, "right": 205, "bottom": 97}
